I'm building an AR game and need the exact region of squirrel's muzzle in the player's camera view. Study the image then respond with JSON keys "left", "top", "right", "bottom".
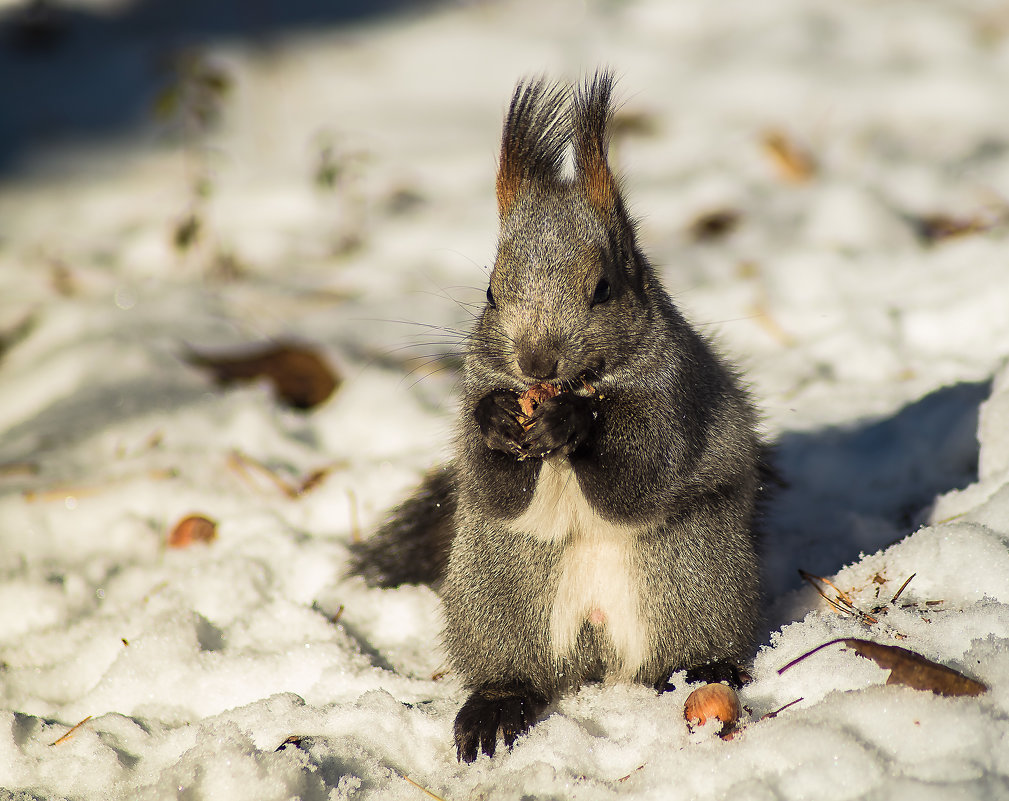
{"left": 516, "top": 335, "right": 562, "bottom": 382}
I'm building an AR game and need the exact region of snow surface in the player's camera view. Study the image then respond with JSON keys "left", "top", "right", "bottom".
{"left": 2, "top": 0, "right": 1009, "bottom": 798}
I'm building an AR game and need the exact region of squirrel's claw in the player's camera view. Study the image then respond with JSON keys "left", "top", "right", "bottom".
{"left": 655, "top": 660, "right": 752, "bottom": 693}
{"left": 520, "top": 393, "right": 596, "bottom": 458}
{"left": 474, "top": 390, "right": 527, "bottom": 455}
{"left": 454, "top": 685, "right": 547, "bottom": 763}
{"left": 474, "top": 388, "right": 597, "bottom": 460}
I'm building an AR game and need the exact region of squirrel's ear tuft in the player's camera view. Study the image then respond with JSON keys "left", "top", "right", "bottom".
{"left": 572, "top": 70, "right": 622, "bottom": 219}
{"left": 497, "top": 78, "right": 570, "bottom": 219}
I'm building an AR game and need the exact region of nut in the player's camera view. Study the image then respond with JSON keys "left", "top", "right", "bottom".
{"left": 517, "top": 382, "right": 561, "bottom": 424}
{"left": 684, "top": 683, "right": 741, "bottom": 738}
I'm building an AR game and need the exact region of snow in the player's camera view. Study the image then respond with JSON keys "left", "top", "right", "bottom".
{"left": 2, "top": 0, "right": 1009, "bottom": 798}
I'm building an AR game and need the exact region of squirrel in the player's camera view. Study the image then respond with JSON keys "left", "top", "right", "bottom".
{"left": 349, "top": 71, "right": 763, "bottom": 763}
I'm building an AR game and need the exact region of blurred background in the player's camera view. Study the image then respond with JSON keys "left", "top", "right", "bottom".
{"left": 2, "top": 0, "right": 1008, "bottom": 589}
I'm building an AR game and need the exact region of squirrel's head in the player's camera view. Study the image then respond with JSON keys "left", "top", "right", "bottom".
{"left": 474, "top": 72, "right": 659, "bottom": 391}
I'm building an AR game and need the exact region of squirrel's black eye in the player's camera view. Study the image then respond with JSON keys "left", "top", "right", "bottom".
{"left": 591, "top": 278, "right": 611, "bottom": 306}
{"left": 486, "top": 285, "right": 496, "bottom": 308}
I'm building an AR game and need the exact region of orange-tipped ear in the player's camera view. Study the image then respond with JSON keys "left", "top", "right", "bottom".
{"left": 496, "top": 78, "right": 570, "bottom": 219}
{"left": 572, "top": 71, "right": 621, "bottom": 218}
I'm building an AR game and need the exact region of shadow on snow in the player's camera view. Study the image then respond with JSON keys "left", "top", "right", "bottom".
{"left": 764, "top": 379, "right": 991, "bottom": 603}
{"left": 0, "top": 0, "right": 442, "bottom": 176}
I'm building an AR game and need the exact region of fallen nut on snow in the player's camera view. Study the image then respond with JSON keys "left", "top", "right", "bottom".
{"left": 684, "top": 683, "right": 741, "bottom": 738}
{"left": 168, "top": 514, "right": 218, "bottom": 548}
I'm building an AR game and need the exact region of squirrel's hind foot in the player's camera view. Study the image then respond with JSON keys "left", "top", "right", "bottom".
{"left": 454, "top": 683, "right": 549, "bottom": 762}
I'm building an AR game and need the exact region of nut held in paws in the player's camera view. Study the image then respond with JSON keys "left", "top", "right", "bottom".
{"left": 517, "top": 382, "right": 561, "bottom": 424}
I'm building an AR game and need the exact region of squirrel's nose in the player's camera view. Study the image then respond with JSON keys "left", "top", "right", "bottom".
{"left": 517, "top": 349, "right": 559, "bottom": 382}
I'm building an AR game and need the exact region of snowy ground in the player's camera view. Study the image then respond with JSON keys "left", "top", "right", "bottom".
{"left": 2, "top": 0, "right": 1009, "bottom": 798}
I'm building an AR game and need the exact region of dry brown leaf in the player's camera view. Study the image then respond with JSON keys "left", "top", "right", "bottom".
{"left": 778, "top": 638, "right": 987, "bottom": 697}
{"left": 912, "top": 213, "right": 992, "bottom": 245}
{"left": 688, "top": 209, "right": 741, "bottom": 242}
{"left": 762, "top": 130, "right": 817, "bottom": 183}
{"left": 185, "top": 342, "right": 340, "bottom": 410}
{"left": 297, "top": 468, "right": 329, "bottom": 495}
{"left": 275, "top": 735, "right": 305, "bottom": 752}
{"left": 173, "top": 212, "right": 202, "bottom": 251}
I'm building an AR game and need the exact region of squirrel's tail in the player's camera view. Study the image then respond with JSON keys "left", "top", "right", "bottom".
{"left": 347, "top": 465, "right": 456, "bottom": 589}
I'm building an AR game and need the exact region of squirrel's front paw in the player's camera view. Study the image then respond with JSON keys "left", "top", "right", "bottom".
{"left": 521, "top": 393, "right": 595, "bottom": 458}
{"left": 474, "top": 390, "right": 527, "bottom": 456}
{"left": 454, "top": 685, "right": 547, "bottom": 762}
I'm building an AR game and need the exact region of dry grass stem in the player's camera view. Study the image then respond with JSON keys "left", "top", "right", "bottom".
{"left": 760, "top": 698, "right": 803, "bottom": 721}
{"left": 24, "top": 469, "right": 177, "bottom": 503}
{"left": 750, "top": 294, "right": 795, "bottom": 347}
{"left": 228, "top": 449, "right": 337, "bottom": 499}
{"left": 762, "top": 130, "right": 817, "bottom": 183}
{"left": 49, "top": 716, "right": 92, "bottom": 747}
{"left": 617, "top": 764, "right": 647, "bottom": 783}
{"left": 890, "top": 573, "right": 917, "bottom": 604}
{"left": 348, "top": 488, "right": 362, "bottom": 543}
{"left": 799, "top": 569, "right": 879, "bottom": 625}
{"left": 401, "top": 773, "right": 449, "bottom": 801}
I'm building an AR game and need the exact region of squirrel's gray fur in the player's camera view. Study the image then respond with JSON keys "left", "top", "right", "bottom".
{"left": 349, "top": 71, "right": 763, "bottom": 762}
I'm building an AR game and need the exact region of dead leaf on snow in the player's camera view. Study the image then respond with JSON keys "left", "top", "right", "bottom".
{"left": 185, "top": 341, "right": 341, "bottom": 410}
{"left": 778, "top": 638, "right": 987, "bottom": 697}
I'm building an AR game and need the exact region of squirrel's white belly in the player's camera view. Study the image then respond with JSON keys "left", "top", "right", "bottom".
{"left": 508, "top": 458, "right": 648, "bottom": 679}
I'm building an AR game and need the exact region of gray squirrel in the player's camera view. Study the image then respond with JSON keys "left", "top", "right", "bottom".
{"left": 350, "top": 71, "right": 763, "bottom": 762}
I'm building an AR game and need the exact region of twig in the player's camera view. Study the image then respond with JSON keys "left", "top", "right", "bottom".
{"left": 348, "top": 488, "right": 362, "bottom": 543}
{"left": 799, "top": 570, "right": 878, "bottom": 625}
{"left": 298, "top": 467, "right": 332, "bottom": 495}
{"left": 228, "top": 449, "right": 338, "bottom": 498}
{"left": 890, "top": 573, "right": 916, "bottom": 604}
{"left": 24, "top": 469, "right": 177, "bottom": 502}
{"left": 760, "top": 698, "right": 803, "bottom": 720}
{"left": 401, "top": 773, "right": 449, "bottom": 801}
{"left": 617, "top": 764, "right": 646, "bottom": 783}
{"left": 777, "top": 640, "right": 842, "bottom": 675}
{"left": 799, "top": 570, "right": 858, "bottom": 608}
{"left": 762, "top": 129, "right": 817, "bottom": 183}
{"left": 49, "top": 716, "right": 92, "bottom": 746}
{"left": 228, "top": 449, "right": 297, "bottom": 497}
{"left": 750, "top": 294, "right": 795, "bottom": 347}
